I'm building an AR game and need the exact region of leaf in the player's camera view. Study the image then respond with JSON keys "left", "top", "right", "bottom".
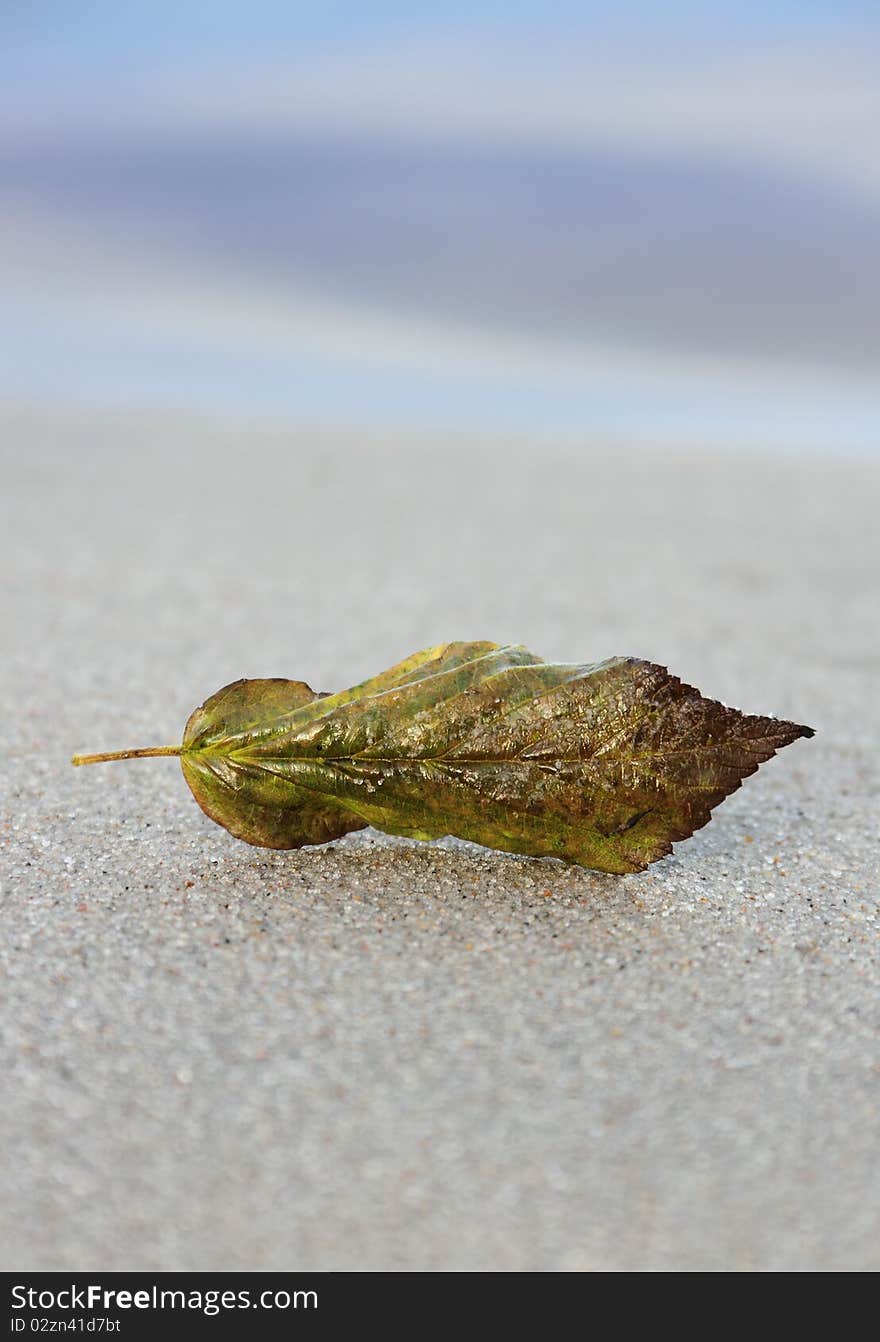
{"left": 72, "top": 641, "right": 813, "bottom": 874}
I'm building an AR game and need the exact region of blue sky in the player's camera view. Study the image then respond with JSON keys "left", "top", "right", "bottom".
{"left": 2, "top": 3, "right": 879, "bottom": 452}
{"left": 5, "top": 3, "right": 875, "bottom": 54}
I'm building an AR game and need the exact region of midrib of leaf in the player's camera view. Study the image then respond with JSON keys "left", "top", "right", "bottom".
{"left": 209, "top": 746, "right": 740, "bottom": 771}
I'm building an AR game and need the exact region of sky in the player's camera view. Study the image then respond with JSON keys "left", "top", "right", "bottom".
{"left": 2, "top": 2, "right": 879, "bottom": 452}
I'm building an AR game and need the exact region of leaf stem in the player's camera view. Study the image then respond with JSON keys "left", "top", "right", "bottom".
{"left": 71, "top": 746, "right": 183, "bottom": 766}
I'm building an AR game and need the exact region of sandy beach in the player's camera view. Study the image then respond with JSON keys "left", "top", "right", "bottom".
{"left": 1, "top": 401, "right": 878, "bottom": 1271}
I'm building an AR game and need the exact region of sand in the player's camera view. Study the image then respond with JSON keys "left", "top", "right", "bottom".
{"left": 1, "top": 402, "right": 878, "bottom": 1271}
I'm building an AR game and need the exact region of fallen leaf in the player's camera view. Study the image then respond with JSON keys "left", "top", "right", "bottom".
{"left": 72, "top": 641, "right": 813, "bottom": 874}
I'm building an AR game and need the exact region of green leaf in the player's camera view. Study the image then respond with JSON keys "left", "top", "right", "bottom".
{"left": 72, "top": 641, "right": 813, "bottom": 874}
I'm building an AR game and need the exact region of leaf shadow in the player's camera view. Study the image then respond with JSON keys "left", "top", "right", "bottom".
{"left": 204, "top": 828, "right": 646, "bottom": 932}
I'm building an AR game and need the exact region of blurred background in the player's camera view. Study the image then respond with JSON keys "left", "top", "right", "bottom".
{"left": 2, "top": 0, "right": 879, "bottom": 454}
